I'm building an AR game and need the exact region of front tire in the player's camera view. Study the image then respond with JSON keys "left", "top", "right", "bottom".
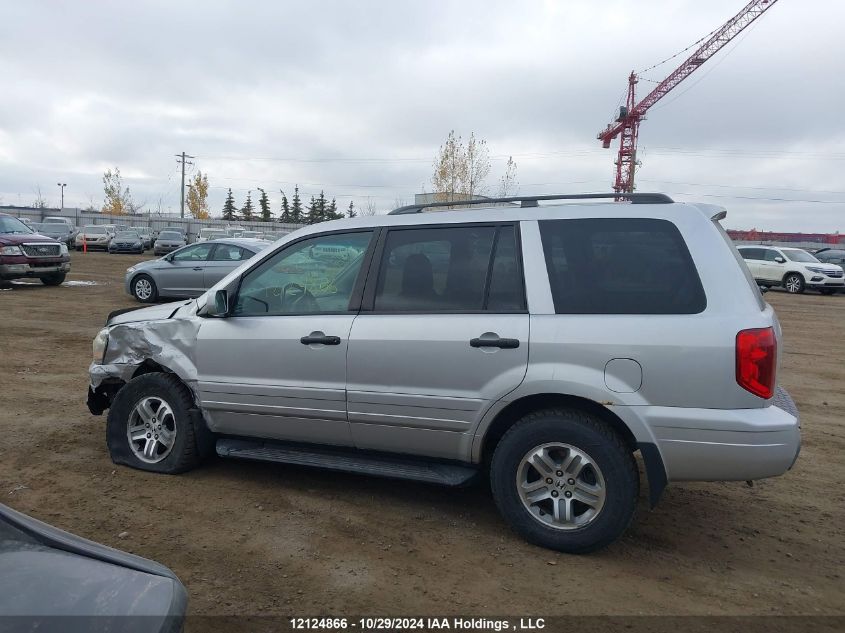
{"left": 784, "top": 273, "right": 805, "bottom": 294}
{"left": 490, "top": 408, "right": 638, "bottom": 554}
{"left": 41, "top": 273, "right": 66, "bottom": 286}
{"left": 132, "top": 274, "right": 158, "bottom": 303}
{"left": 106, "top": 373, "right": 202, "bottom": 474}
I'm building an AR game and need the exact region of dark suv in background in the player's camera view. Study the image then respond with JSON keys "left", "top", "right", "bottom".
{"left": 0, "top": 213, "right": 71, "bottom": 286}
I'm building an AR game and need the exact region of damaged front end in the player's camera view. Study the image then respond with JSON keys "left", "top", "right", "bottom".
{"left": 87, "top": 301, "right": 203, "bottom": 415}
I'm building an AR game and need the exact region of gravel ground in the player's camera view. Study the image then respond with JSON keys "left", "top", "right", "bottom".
{"left": 1, "top": 251, "right": 843, "bottom": 620}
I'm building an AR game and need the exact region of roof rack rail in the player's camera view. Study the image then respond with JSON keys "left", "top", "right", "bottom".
{"left": 388, "top": 192, "right": 674, "bottom": 215}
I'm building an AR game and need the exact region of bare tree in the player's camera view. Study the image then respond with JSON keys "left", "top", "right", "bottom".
{"left": 497, "top": 156, "right": 519, "bottom": 197}
{"left": 393, "top": 197, "right": 407, "bottom": 210}
{"left": 360, "top": 198, "right": 378, "bottom": 216}
{"left": 31, "top": 185, "right": 47, "bottom": 209}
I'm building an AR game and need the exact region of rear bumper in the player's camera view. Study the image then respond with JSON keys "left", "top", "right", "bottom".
{"left": 645, "top": 386, "right": 800, "bottom": 482}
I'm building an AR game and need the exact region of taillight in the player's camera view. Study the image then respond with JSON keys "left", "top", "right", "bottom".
{"left": 736, "top": 327, "right": 776, "bottom": 399}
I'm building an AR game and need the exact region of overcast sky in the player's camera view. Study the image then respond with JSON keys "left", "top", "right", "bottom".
{"left": 1, "top": 0, "right": 842, "bottom": 231}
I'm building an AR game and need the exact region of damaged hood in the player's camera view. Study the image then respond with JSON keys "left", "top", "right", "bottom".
{"left": 108, "top": 301, "right": 193, "bottom": 326}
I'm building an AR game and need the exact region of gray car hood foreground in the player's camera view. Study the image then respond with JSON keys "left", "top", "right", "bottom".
{"left": 0, "top": 503, "right": 186, "bottom": 631}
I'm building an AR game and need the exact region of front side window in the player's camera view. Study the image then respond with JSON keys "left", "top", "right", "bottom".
{"left": 172, "top": 243, "right": 213, "bottom": 262}
{"left": 764, "top": 249, "right": 782, "bottom": 262}
{"left": 234, "top": 231, "right": 373, "bottom": 316}
{"left": 372, "top": 225, "right": 524, "bottom": 312}
{"left": 540, "top": 218, "right": 706, "bottom": 314}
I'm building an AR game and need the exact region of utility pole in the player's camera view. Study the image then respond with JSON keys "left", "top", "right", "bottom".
{"left": 175, "top": 152, "right": 195, "bottom": 218}
{"left": 57, "top": 182, "right": 67, "bottom": 210}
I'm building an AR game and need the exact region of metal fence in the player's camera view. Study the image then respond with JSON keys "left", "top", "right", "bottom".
{"left": 2, "top": 206, "right": 306, "bottom": 241}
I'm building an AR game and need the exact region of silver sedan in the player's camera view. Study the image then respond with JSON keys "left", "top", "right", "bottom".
{"left": 125, "top": 238, "right": 271, "bottom": 303}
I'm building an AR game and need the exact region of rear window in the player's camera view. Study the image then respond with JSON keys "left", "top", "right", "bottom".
{"left": 539, "top": 218, "right": 706, "bottom": 314}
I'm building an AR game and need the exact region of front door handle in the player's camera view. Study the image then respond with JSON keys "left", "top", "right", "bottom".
{"left": 193, "top": 267, "right": 203, "bottom": 271}
{"left": 301, "top": 332, "right": 341, "bottom": 346}
{"left": 470, "top": 336, "right": 520, "bottom": 349}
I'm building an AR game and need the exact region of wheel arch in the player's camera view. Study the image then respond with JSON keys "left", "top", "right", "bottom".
{"left": 782, "top": 270, "right": 805, "bottom": 283}
{"left": 477, "top": 392, "right": 667, "bottom": 507}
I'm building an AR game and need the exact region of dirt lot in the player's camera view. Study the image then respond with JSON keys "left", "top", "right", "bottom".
{"left": 1, "top": 251, "right": 843, "bottom": 619}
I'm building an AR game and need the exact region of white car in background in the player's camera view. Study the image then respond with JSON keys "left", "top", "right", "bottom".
{"left": 737, "top": 245, "right": 845, "bottom": 295}
{"left": 197, "top": 228, "right": 226, "bottom": 242}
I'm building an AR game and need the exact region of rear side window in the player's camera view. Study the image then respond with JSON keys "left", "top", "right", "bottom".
{"left": 539, "top": 218, "right": 706, "bottom": 314}
{"left": 373, "top": 225, "right": 525, "bottom": 312}
{"left": 739, "top": 247, "right": 764, "bottom": 260}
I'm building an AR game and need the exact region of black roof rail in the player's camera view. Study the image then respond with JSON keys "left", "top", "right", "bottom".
{"left": 388, "top": 192, "right": 674, "bottom": 215}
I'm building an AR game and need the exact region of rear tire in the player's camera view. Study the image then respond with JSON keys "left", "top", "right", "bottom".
{"left": 41, "top": 273, "right": 66, "bottom": 286}
{"left": 490, "top": 408, "right": 638, "bottom": 553}
{"left": 132, "top": 274, "right": 158, "bottom": 303}
{"left": 106, "top": 373, "right": 202, "bottom": 474}
{"left": 783, "top": 273, "right": 805, "bottom": 294}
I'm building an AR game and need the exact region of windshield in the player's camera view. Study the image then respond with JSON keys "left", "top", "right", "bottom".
{"left": 83, "top": 226, "right": 107, "bottom": 234}
{"left": 782, "top": 249, "right": 819, "bottom": 263}
{"left": 115, "top": 231, "right": 140, "bottom": 239}
{"left": 159, "top": 231, "right": 181, "bottom": 240}
{"left": 0, "top": 216, "right": 34, "bottom": 234}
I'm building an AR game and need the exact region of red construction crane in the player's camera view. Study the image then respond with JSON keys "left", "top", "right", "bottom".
{"left": 597, "top": 0, "right": 780, "bottom": 194}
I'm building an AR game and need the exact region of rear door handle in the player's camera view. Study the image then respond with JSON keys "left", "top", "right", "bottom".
{"left": 470, "top": 336, "right": 520, "bottom": 349}
{"left": 301, "top": 333, "right": 341, "bottom": 346}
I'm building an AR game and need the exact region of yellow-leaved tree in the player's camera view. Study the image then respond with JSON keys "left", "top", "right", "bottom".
{"left": 102, "top": 167, "right": 133, "bottom": 215}
{"left": 186, "top": 171, "right": 210, "bottom": 219}
{"left": 431, "top": 131, "right": 490, "bottom": 205}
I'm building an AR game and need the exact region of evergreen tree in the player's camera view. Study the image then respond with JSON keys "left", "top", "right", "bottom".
{"left": 257, "top": 188, "right": 272, "bottom": 222}
{"left": 347, "top": 201, "right": 357, "bottom": 218}
{"left": 222, "top": 188, "right": 237, "bottom": 221}
{"left": 305, "top": 195, "right": 319, "bottom": 225}
{"left": 327, "top": 197, "right": 339, "bottom": 220}
{"left": 279, "top": 190, "right": 291, "bottom": 223}
{"left": 290, "top": 186, "right": 303, "bottom": 224}
{"left": 240, "top": 190, "right": 254, "bottom": 221}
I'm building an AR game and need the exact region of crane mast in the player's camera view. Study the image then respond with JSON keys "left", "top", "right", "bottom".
{"left": 597, "top": 0, "right": 780, "bottom": 194}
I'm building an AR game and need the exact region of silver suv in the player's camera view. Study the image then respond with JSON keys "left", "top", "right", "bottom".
{"left": 87, "top": 193, "right": 801, "bottom": 553}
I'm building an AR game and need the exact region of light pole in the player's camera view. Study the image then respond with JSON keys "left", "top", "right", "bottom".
{"left": 57, "top": 183, "right": 67, "bottom": 210}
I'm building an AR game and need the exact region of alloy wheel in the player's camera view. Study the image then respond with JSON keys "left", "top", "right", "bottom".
{"left": 516, "top": 442, "right": 606, "bottom": 530}
{"left": 127, "top": 396, "right": 177, "bottom": 463}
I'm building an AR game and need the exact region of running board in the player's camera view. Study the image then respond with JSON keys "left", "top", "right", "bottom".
{"left": 216, "top": 439, "right": 478, "bottom": 487}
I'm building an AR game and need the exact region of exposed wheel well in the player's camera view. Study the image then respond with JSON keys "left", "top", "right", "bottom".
{"left": 132, "top": 360, "right": 170, "bottom": 379}
{"left": 481, "top": 393, "right": 638, "bottom": 465}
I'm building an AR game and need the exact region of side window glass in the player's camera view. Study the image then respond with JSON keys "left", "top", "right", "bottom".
{"left": 234, "top": 231, "right": 373, "bottom": 316}
{"left": 486, "top": 226, "right": 526, "bottom": 311}
{"left": 172, "top": 243, "right": 213, "bottom": 262}
{"left": 374, "top": 226, "right": 496, "bottom": 312}
{"left": 212, "top": 244, "right": 245, "bottom": 261}
{"left": 764, "top": 249, "right": 780, "bottom": 262}
{"left": 540, "top": 218, "right": 706, "bottom": 315}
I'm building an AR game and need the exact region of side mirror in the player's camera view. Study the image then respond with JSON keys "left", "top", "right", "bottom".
{"left": 210, "top": 289, "right": 229, "bottom": 317}
{"left": 774, "top": 256, "right": 785, "bottom": 263}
